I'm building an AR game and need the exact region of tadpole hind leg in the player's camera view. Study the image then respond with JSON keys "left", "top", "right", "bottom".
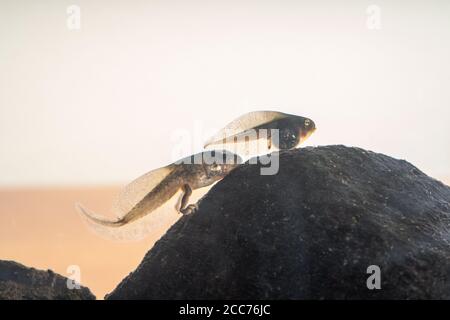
{"left": 179, "top": 184, "right": 198, "bottom": 215}
{"left": 181, "top": 204, "right": 198, "bottom": 215}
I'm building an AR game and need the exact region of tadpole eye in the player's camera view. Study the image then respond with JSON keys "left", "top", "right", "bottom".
{"left": 273, "top": 128, "right": 300, "bottom": 150}
{"left": 304, "top": 119, "right": 311, "bottom": 127}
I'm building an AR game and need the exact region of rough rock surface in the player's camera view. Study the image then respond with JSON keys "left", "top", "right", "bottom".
{"left": 107, "top": 145, "right": 450, "bottom": 299}
{"left": 0, "top": 260, "right": 95, "bottom": 300}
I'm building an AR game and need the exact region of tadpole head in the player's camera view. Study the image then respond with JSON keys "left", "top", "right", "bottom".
{"left": 272, "top": 116, "right": 316, "bottom": 150}
{"left": 300, "top": 117, "right": 316, "bottom": 144}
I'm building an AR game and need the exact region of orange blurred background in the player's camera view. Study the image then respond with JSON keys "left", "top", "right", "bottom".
{"left": 0, "top": 187, "right": 161, "bottom": 299}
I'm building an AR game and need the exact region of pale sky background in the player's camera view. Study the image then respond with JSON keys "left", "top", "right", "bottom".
{"left": 1, "top": 0, "right": 449, "bottom": 186}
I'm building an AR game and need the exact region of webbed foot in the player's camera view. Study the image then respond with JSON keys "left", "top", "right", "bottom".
{"left": 180, "top": 203, "right": 198, "bottom": 215}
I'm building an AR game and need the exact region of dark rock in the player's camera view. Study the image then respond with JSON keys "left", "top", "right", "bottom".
{"left": 107, "top": 145, "right": 450, "bottom": 299}
{"left": 0, "top": 260, "right": 95, "bottom": 300}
